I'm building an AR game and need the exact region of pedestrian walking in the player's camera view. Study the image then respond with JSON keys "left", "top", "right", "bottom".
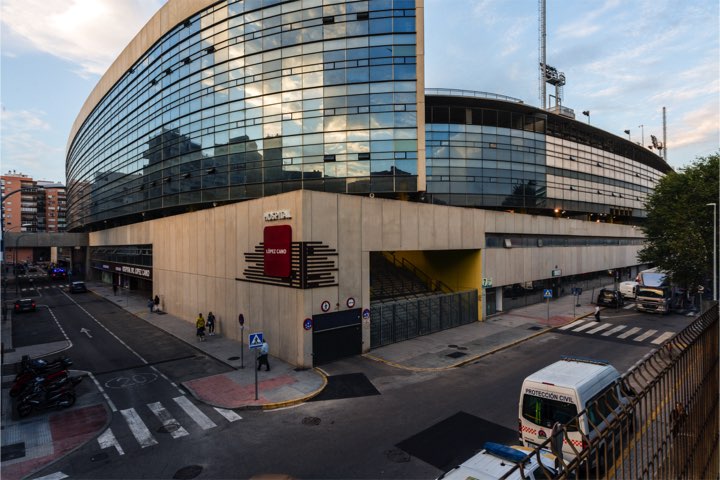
{"left": 113, "top": 284, "right": 118, "bottom": 296}
{"left": 196, "top": 313, "right": 206, "bottom": 341}
{"left": 154, "top": 295, "right": 160, "bottom": 312}
{"left": 206, "top": 311, "right": 216, "bottom": 335}
{"left": 257, "top": 339, "right": 270, "bottom": 371}
{"left": 594, "top": 305, "right": 601, "bottom": 321}
{"left": 147, "top": 298, "right": 154, "bottom": 313}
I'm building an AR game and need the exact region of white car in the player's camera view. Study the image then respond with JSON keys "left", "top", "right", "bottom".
{"left": 619, "top": 281, "right": 639, "bottom": 299}
{"left": 437, "top": 442, "right": 557, "bottom": 480}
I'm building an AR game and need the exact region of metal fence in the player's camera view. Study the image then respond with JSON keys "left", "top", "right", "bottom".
{"left": 510, "top": 303, "right": 719, "bottom": 479}
{"left": 370, "top": 290, "right": 478, "bottom": 348}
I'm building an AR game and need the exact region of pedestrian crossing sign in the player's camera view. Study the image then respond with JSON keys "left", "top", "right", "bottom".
{"left": 543, "top": 289, "right": 553, "bottom": 299}
{"left": 249, "top": 332, "right": 264, "bottom": 349}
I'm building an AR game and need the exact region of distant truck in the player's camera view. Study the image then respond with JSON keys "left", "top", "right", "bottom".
{"left": 636, "top": 268, "right": 671, "bottom": 313}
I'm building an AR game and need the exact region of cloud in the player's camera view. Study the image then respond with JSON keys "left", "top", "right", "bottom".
{"left": 0, "top": 0, "right": 165, "bottom": 77}
{"left": 1, "top": 107, "right": 65, "bottom": 181}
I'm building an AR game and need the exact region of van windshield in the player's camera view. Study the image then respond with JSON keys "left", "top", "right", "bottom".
{"left": 522, "top": 394, "right": 579, "bottom": 431}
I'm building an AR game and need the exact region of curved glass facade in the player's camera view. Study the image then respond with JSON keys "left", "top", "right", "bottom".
{"left": 424, "top": 94, "right": 671, "bottom": 221}
{"left": 67, "top": 0, "right": 419, "bottom": 231}
{"left": 67, "top": 0, "right": 671, "bottom": 232}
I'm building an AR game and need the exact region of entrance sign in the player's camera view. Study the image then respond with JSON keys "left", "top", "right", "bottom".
{"left": 264, "top": 225, "right": 292, "bottom": 277}
{"left": 249, "top": 332, "right": 264, "bottom": 349}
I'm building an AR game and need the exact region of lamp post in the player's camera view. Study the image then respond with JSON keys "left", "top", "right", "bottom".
{"left": 14, "top": 233, "right": 31, "bottom": 294}
{"left": 638, "top": 124, "right": 645, "bottom": 147}
{"left": 624, "top": 129, "right": 631, "bottom": 141}
{"left": 708, "top": 203, "right": 717, "bottom": 302}
{"left": 582, "top": 110, "right": 590, "bottom": 125}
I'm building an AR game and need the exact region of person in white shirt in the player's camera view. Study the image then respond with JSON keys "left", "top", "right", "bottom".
{"left": 257, "top": 340, "right": 270, "bottom": 371}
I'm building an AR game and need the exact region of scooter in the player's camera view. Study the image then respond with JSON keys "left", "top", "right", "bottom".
{"left": 17, "top": 383, "right": 78, "bottom": 418}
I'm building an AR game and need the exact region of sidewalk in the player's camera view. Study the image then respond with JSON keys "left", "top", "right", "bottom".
{"left": 1, "top": 280, "right": 601, "bottom": 479}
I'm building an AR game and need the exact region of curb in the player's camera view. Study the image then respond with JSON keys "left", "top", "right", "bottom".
{"left": 364, "top": 311, "right": 596, "bottom": 372}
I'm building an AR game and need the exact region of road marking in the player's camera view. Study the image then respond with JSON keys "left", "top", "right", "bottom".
{"left": 634, "top": 329, "right": 658, "bottom": 342}
{"left": 214, "top": 407, "right": 243, "bottom": 422}
{"left": 87, "top": 372, "right": 117, "bottom": 412}
{"left": 32, "top": 473, "right": 69, "bottom": 480}
{"left": 572, "top": 322, "right": 599, "bottom": 332}
{"left": 602, "top": 325, "right": 627, "bottom": 336}
{"left": 97, "top": 428, "right": 125, "bottom": 455}
{"left": 174, "top": 396, "right": 216, "bottom": 430}
{"left": 651, "top": 331, "right": 675, "bottom": 345}
{"left": 120, "top": 408, "right": 158, "bottom": 448}
{"left": 586, "top": 323, "right": 612, "bottom": 334}
{"left": 623, "top": 303, "right": 635, "bottom": 309}
{"left": 617, "top": 327, "right": 642, "bottom": 339}
{"left": 147, "top": 402, "right": 189, "bottom": 439}
{"left": 559, "top": 321, "right": 583, "bottom": 331}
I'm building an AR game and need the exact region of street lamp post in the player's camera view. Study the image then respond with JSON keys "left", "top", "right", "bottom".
{"left": 708, "top": 203, "right": 717, "bottom": 302}
{"left": 14, "top": 233, "right": 31, "bottom": 294}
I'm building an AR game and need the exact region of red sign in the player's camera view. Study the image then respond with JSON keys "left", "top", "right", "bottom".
{"left": 264, "top": 225, "right": 292, "bottom": 277}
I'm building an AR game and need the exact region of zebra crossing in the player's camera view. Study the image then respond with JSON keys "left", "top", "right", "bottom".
{"left": 557, "top": 320, "right": 675, "bottom": 345}
{"left": 100, "top": 395, "right": 242, "bottom": 455}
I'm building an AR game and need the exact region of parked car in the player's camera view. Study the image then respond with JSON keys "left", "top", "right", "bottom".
{"left": 619, "top": 281, "right": 639, "bottom": 299}
{"left": 437, "top": 442, "right": 557, "bottom": 480}
{"left": 597, "top": 288, "right": 624, "bottom": 307}
{"left": 14, "top": 298, "right": 37, "bottom": 313}
{"left": 69, "top": 281, "right": 87, "bottom": 293}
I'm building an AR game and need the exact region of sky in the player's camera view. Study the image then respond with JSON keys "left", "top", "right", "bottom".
{"left": 1, "top": 0, "right": 718, "bottom": 184}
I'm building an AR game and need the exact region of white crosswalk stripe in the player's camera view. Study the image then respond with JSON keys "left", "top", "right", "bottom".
{"left": 559, "top": 320, "right": 584, "bottom": 331}
{"left": 121, "top": 408, "right": 158, "bottom": 448}
{"left": 651, "top": 331, "right": 675, "bottom": 345}
{"left": 602, "top": 325, "right": 627, "bottom": 336}
{"left": 148, "top": 402, "right": 189, "bottom": 438}
{"left": 557, "top": 321, "right": 676, "bottom": 346}
{"left": 633, "top": 329, "right": 657, "bottom": 342}
{"left": 586, "top": 323, "right": 612, "bottom": 334}
{"left": 174, "top": 395, "right": 217, "bottom": 430}
{"left": 99, "top": 397, "right": 241, "bottom": 454}
{"left": 617, "top": 327, "right": 642, "bottom": 339}
{"left": 214, "top": 407, "right": 243, "bottom": 422}
{"left": 623, "top": 303, "right": 635, "bottom": 309}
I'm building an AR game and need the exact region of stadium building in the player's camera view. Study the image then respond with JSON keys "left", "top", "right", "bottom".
{"left": 67, "top": 0, "right": 671, "bottom": 366}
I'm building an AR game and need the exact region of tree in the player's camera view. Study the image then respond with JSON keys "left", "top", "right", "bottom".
{"left": 638, "top": 153, "right": 719, "bottom": 292}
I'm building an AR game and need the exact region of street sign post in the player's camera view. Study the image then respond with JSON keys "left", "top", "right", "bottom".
{"left": 238, "top": 314, "right": 245, "bottom": 368}
{"left": 543, "top": 289, "right": 552, "bottom": 325}
{"left": 249, "top": 331, "right": 264, "bottom": 400}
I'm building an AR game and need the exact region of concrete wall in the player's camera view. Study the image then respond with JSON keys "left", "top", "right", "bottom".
{"left": 89, "top": 190, "right": 644, "bottom": 366}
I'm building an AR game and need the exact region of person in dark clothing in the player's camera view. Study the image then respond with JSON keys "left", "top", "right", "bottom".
{"left": 154, "top": 295, "right": 160, "bottom": 312}
{"left": 206, "top": 312, "right": 216, "bottom": 335}
{"left": 594, "top": 305, "right": 601, "bottom": 321}
{"left": 113, "top": 284, "right": 118, "bottom": 296}
{"left": 257, "top": 340, "right": 270, "bottom": 371}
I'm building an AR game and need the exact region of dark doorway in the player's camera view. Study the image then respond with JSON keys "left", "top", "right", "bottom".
{"left": 312, "top": 309, "right": 361, "bottom": 366}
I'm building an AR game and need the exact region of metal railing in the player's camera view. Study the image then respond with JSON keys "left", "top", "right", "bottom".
{"left": 382, "top": 252, "right": 454, "bottom": 295}
{"left": 370, "top": 290, "right": 478, "bottom": 348}
{"left": 508, "top": 303, "right": 719, "bottom": 479}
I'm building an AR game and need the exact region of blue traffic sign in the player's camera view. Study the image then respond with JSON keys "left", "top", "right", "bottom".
{"left": 543, "top": 289, "right": 553, "bottom": 299}
{"left": 249, "top": 332, "right": 264, "bottom": 349}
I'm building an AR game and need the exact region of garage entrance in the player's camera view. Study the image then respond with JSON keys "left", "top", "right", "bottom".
{"left": 312, "top": 309, "right": 362, "bottom": 366}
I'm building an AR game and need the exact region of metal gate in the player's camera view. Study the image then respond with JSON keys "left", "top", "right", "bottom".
{"left": 369, "top": 290, "right": 478, "bottom": 348}
{"left": 312, "top": 309, "right": 362, "bottom": 366}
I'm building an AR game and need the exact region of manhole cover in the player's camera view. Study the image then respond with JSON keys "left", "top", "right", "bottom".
{"left": 446, "top": 351, "right": 467, "bottom": 359}
{"left": 173, "top": 465, "right": 203, "bottom": 479}
{"left": 448, "top": 344, "right": 458, "bottom": 348}
{"left": 528, "top": 326, "right": 542, "bottom": 331}
{"left": 158, "top": 423, "right": 181, "bottom": 433}
{"left": 91, "top": 452, "right": 109, "bottom": 462}
{"left": 228, "top": 356, "right": 240, "bottom": 361}
{"left": 302, "top": 416, "right": 321, "bottom": 426}
{"left": 385, "top": 448, "right": 410, "bottom": 463}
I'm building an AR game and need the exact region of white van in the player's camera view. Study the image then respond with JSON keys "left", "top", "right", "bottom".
{"left": 437, "top": 442, "right": 557, "bottom": 480}
{"left": 518, "top": 357, "right": 629, "bottom": 464}
{"left": 619, "top": 281, "right": 638, "bottom": 299}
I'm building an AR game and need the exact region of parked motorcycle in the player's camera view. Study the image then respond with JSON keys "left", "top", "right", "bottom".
{"left": 10, "top": 369, "right": 69, "bottom": 397}
{"left": 17, "top": 355, "right": 72, "bottom": 375}
{"left": 17, "top": 383, "right": 77, "bottom": 417}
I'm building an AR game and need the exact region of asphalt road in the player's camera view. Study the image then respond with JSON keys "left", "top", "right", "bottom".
{"left": 24, "top": 284, "right": 690, "bottom": 480}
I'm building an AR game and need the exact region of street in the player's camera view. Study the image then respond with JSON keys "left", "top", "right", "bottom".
{"left": 9, "top": 279, "right": 690, "bottom": 479}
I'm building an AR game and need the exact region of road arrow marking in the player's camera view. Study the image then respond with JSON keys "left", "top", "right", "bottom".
{"left": 80, "top": 327, "right": 93, "bottom": 338}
